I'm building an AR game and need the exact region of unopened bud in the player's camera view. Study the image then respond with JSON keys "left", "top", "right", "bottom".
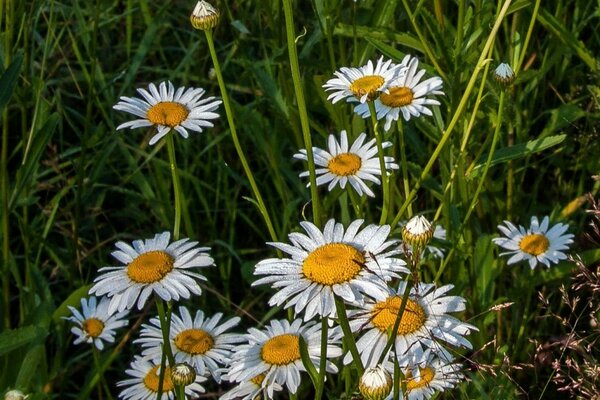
{"left": 494, "top": 63, "right": 515, "bottom": 86}
{"left": 359, "top": 366, "right": 393, "bottom": 400}
{"left": 190, "top": 1, "right": 220, "bottom": 31}
{"left": 171, "top": 362, "right": 197, "bottom": 386}
{"left": 402, "top": 215, "right": 434, "bottom": 250}
{"left": 4, "top": 390, "right": 28, "bottom": 400}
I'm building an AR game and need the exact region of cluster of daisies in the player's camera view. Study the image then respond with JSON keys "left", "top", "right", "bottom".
{"left": 62, "top": 7, "right": 577, "bottom": 398}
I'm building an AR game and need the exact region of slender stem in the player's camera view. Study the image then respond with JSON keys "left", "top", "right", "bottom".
{"left": 391, "top": 0, "right": 513, "bottom": 230}
{"left": 334, "top": 297, "right": 364, "bottom": 375}
{"left": 377, "top": 280, "right": 414, "bottom": 365}
{"left": 514, "top": 0, "right": 541, "bottom": 75}
{"left": 282, "top": 0, "right": 322, "bottom": 227}
{"left": 396, "top": 120, "right": 412, "bottom": 218}
{"left": 368, "top": 101, "right": 389, "bottom": 224}
{"left": 203, "top": 29, "right": 279, "bottom": 240}
{"left": 315, "top": 317, "right": 328, "bottom": 400}
{"left": 166, "top": 134, "right": 182, "bottom": 240}
{"left": 156, "top": 299, "right": 183, "bottom": 400}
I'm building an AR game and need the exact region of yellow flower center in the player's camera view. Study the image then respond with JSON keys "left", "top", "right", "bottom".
{"left": 174, "top": 328, "right": 214, "bottom": 355}
{"left": 405, "top": 367, "right": 435, "bottom": 391}
{"left": 261, "top": 334, "right": 301, "bottom": 365}
{"left": 82, "top": 318, "right": 105, "bottom": 338}
{"left": 302, "top": 243, "right": 365, "bottom": 286}
{"left": 143, "top": 365, "right": 174, "bottom": 393}
{"left": 127, "top": 250, "right": 175, "bottom": 284}
{"left": 146, "top": 102, "right": 189, "bottom": 127}
{"left": 379, "top": 86, "right": 414, "bottom": 108}
{"left": 519, "top": 233, "right": 550, "bottom": 256}
{"left": 250, "top": 373, "right": 266, "bottom": 386}
{"left": 350, "top": 75, "right": 385, "bottom": 100}
{"left": 371, "top": 296, "right": 427, "bottom": 335}
{"left": 327, "top": 153, "right": 362, "bottom": 176}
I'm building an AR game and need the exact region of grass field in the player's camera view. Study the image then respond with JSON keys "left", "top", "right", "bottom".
{"left": 1, "top": 0, "right": 600, "bottom": 399}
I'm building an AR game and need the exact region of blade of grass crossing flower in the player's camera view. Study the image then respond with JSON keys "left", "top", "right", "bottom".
{"left": 368, "top": 101, "right": 390, "bottom": 224}
{"left": 298, "top": 334, "right": 319, "bottom": 390}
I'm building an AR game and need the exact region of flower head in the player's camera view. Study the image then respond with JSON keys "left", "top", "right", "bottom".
{"left": 402, "top": 215, "right": 435, "bottom": 250}
{"left": 113, "top": 81, "right": 222, "bottom": 145}
{"left": 253, "top": 219, "right": 408, "bottom": 320}
{"left": 171, "top": 362, "right": 197, "bottom": 387}
{"left": 492, "top": 216, "right": 574, "bottom": 269}
{"left": 399, "top": 355, "right": 464, "bottom": 400}
{"left": 294, "top": 130, "right": 398, "bottom": 197}
{"left": 355, "top": 55, "right": 443, "bottom": 130}
{"left": 135, "top": 306, "right": 242, "bottom": 382}
{"left": 494, "top": 63, "right": 515, "bottom": 85}
{"left": 89, "top": 232, "right": 214, "bottom": 314}
{"left": 359, "top": 365, "right": 393, "bottom": 400}
{"left": 118, "top": 356, "right": 206, "bottom": 399}
{"left": 323, "top": 57, "right": 404, "bottom": 104}
{"left": 224, "top": 319, "right": 342, "bottom": 397}
{"left": 190, "top": 1, "right": 220, "bottom": 30}
{"left": 63, "top": 296, "right": 128, "bottom": 351}
{"left": 345, "top": 282, "right": 476, "bottom": 368}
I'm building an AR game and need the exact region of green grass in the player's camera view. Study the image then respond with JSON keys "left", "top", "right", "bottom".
{"left": 2, "top": 0, "right": 600, "bottom": 398}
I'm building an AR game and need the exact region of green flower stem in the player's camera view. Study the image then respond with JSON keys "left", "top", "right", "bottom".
{"left": 203, "top": 29, "right": 278, "bottom": 241}
{"left": 166, "top": 134, "right": 182, "bottom": 240}
{"left": 377, "top": 279, "right": 414, "bottom": 365}
{"left": 391, "top": 0, "right": 513, "bottom": 231}
{"left": 156, "top": 298, "right": 184, "bottom": 400}
{"left": 514, "top": 0, "right": 541, "bottom": 75}
{"left": 368, "top": 101, "right": 389, "bottom": 224}
{"left": 282, "top": 0, "right": 322, "bottom": 227}
{"left": 396, "top": 120, "right": 412, "bottom": 218}
{"left": 334, "top": 297, "right": 364, "bottom": 375}
{"left": 315, "top": 317, "right": 329, "bottom": 400}
{"left": 92, "top": 347, "right": 113, "bottom": 400}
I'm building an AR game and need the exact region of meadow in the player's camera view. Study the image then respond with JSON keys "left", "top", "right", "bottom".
{"left": 1, "top": 0, "right": 600, "bottom": 399}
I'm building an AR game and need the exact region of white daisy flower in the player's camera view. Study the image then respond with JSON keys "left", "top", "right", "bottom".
{"left": 492, "top": 215, "right": 574, "bottom": 269}
{"left": 345, "top": 282, "right": 476, "bottom": 368}
{"left": 253, "top": 219, "right": 408, "bottom": 321}
{"left": 219, "top": 374, "right": 283, "bottom": 400}
{"left": 294, "top": 130, "right": 399, "bottom": 197}
{"left": 323, "top": 56, "right": 405, "bottom": 104}
{"left": 355, "top": 55, "right": 444, "bottom": 131}
{"left": 397, "top": 355, "right": 464, "bottom": 400}
{"left": 225, "top": 319, "right": 342, "bottom": 397}
{"left": 114, "top": 81, "right": 222, "bottom": 145}
{"left": 89, "top": 231, "right": 214, "bottom": 314}
{"left": 135, "top": 306, "right": 243, "bottom": 382}
{"left": 117, "top": 356, "right": 206, "bottom": 399}
{"left": 63, "top": 296, "right": 128, "bottom": 351}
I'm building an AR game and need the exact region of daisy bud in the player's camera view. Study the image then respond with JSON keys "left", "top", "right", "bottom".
{"left": 359, "top": 366, "right": 393, "bottom": 400}
{"left": 190, "top": 1, "right": 220, "bottom": 31}
{"left": 4, "top": 390, "right": 28, "bottom": 400}
{"left": 402, "top": 215, "right": 434, "bottom": 250}
{"left": 493, "top": 63, "right": 515, "bottom": 86}
{"left": 171, "top": 362, "right": 197, "bottom": 387}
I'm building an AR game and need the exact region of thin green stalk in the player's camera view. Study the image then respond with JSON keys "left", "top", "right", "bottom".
{"left": 391, "top": 0, "right": 513, "bottom": 230}
{"left": 335, "top": 297, "right": 364, "bottom": 375}
{"left": 92, "top": 348, "right": 113, "bottom": 400}
{"left": 166, "top": 134, "right": 182, "bottom": 240}
{"left": 396, "top": 120, "right": 412, "bottom": 218}
{"left": 368, "top": 101, "right": 389, "bottom": 224}
{"left": 315, "top": 317, "right": 329, "bottom": 400}
{"left": 377, "top": 280, "right": 414, "bottom": 365}
{"left": 156, "top": 299, "right": 184, "bottom": 400}
{"left": 282, "top": 0, "right": 321, "bottom": 227}
{"left": 203, "top": 29, "right": 279, "bottom": 240}
{"left": 514, "top": 0, "right": 541, "bottom": 75}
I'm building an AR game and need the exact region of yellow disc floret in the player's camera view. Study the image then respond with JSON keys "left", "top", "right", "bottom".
{"left": 302, "top": 243, "right": 365, "bottom": 286}
{"left": 327, "top": 153, "right": 362, "bottom": 176}
{"left": 519, "top": 233, "right": 550, "bottom": 256}
{"left": 261, "top": 334, "right": 301, "bottom": 366}
{"left": 350, "top": 75, "right": 385, "bottom": 101}
{"left": 143, "top": 365, "right": 174, "bottom": 393}
{"left": 174, "top": 328, "right": 215, "bottom": 355}
{"left": 127, "top": 250, "right": 175, "bottom": 284}
{"left": 379, "top": 86, "right": 414, "bottom": 108}
{"left": 405, "top": 366, "right": 435, "bottom": 391}
{"left": 146, "top": 102, "right": 189, "bottom": 127}
{"left": 82, "top": 318, "right": 105, "bottom": 338}
{"left": 371, "top": 296, "right": 427, "bottom": 335}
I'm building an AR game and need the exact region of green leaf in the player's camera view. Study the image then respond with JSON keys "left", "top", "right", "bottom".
{"left": 15, "top": 344, "right": 47, "bottom": 389}
{"left": 0, "top": 326, "right": 48, "bottom": 356}
{"left": 334, "top": 25, "right": 424, "bottom": 54}
{"left": 298, "top": 335, "right": 319, "bottom": 388}
{"left": 474, "top": 235, "right": 498, "bottom": 307}
{"left": 0, "top": 51, "right": 23, "bottom": 111}
{"left": 52, "top": 284, "right": 92, "bottom": 324}
{"left": 468, "top": 134, "right": 566, "bottom": 178}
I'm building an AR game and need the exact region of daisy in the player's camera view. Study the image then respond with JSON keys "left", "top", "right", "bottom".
{"left": 113, "top": 81, "right": 222, "bottom": 145}
{"left": 253, "top": 218, "right": 408, "bottom": 321}
{"left": 64, "top": 296, "right": 128, "bottom": 351}
{"left": 345, "top": 282, "right": 476, "bottom": 368}
{"left": 135, "top": 306, "right": 243, "bottom": 382}
{"left": 225, "top": 319, "right": 342, "bottom": 397}
{"left": 118, "top": 356, "right": 206, "bottom": 399}
{"left": 219, "top": 374, "right": 283, "bottom": 400}
{"left": 89, "top": 231, "right": 214, "bottom": 314}
{"left": 355, "top": 55, "right": 444, "bottom": 131}
{"left": 323, "top": 56, "right": 404, "bottom": 104}
{"left": 294, "top": 130, "right": 399, "bottom": 197}
{"left": 398, "top": 355, "right": 464, "bottom": 400}
{"left": 492, "top": 215, "right": 574, "bottom": 269}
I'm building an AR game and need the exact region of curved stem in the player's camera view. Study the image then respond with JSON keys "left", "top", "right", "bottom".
{"left": 334, "top": 297, "right": 364, "bottom": 375}
{"left": 368, "top": 101, "right": 389, "bottom": 224}
{"left": 282, "top": 0, "right": 322, "bottom": 227}
{"left": 203, "top": 29, "right": 278, "bottom": 241}
{"left": 166, "top": 134, "right": 182, "bottom": 240}
{"left": 514, "top": 0, "right": 541, "bottom": 75}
